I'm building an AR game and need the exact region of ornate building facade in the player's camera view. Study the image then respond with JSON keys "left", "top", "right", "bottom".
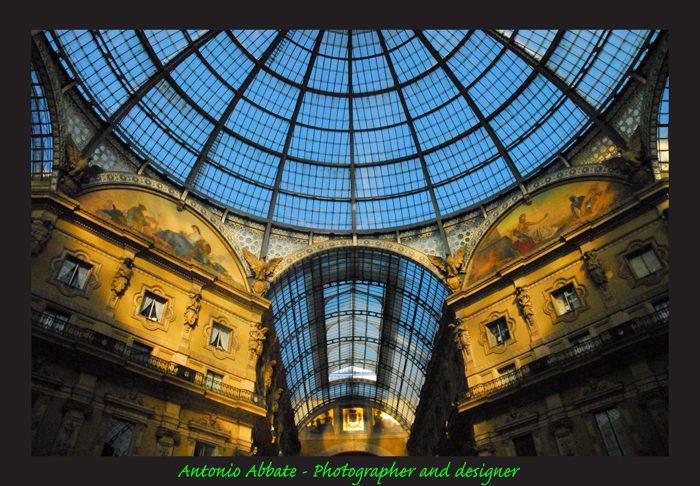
{"left": 31, "top": 30, "right": 668, "bottom": 456}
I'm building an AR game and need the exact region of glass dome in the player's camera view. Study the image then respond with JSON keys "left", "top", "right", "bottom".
{"left": 47, "top": 30, "right": 657, "bottom": 232}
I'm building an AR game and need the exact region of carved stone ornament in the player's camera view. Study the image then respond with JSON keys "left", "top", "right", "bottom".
{"left": 58, "top": 135, "right": 104, "bottom": 196}
{"left": 542, "top": 276, "right": 589, "bottom": 325}
{"left": 616, "top": 238, "right": 669, "bottom": 289}
{"left": 31, "top": 217, "right": 54, "bottom": 258}
{"left": 583, "top": 249, "right": 610, "bottom": 294}
{"left": 426, "top": 245, "right": 467, "bottom": 292}
{"left": 183, "top": 292, "right": 202, "bottom": 328}
{"left": 156, "top": 426, "right": 182, "bottom": 446}
{"left": 478, "top": 311, "right": 517, "bottom": 355}
{"left": 243, "top": 249, "right": 282, "bottom": 295}
{"left": 202, "top": 317, "right": 239, "bottom": 360}
{"left": 263, "top": 358, "right": 277, "bottom": 394}
{"left": 515, "top": 287, "right": 537, "bottom": 333}
{"left": 110, "top": 257, "right": 134, "bottom": 301}
{"left": 248, "top": 321, "right": 268, "bottom": 362}
{"left": 47, "top": 248, "right": 102, "bottom": 299}
{"left": 449, "top": 317, "right": 472, "bottom": 362}
{"left": 131, "top": 284, "right": 175, "bottom": 332}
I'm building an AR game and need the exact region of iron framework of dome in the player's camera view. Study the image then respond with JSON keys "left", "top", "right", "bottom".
{"left": 46, "top": 30, "right": 658, "bottom": 240}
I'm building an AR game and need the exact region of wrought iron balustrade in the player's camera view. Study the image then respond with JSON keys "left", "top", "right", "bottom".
{"left": 31, "top": 309, "right": 265, "bottom": 407}
{"left": 460, "top": 309, "right": 669, "bottom": 403}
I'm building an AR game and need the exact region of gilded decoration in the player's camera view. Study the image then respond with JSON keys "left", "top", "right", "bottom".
{"left": 202, "top": 317, "right": 239, "bottom": 361}
{"left": 542, "top": 276, "right": 589, "bottom": 325}
{"left": 426, "top": 245, "right": 467, "bottom": 292}
{"left": 616, "top": 237, "right": 669, "bottom": 289}
{"left": 131, "top": 284, "right": 175, "bottom": 332}
{"left": 478, "top": 311, "right": 517, "bottom": 356}
{"left": 47, "top": 248, "right": 102, "bottom": 299}
{"left": 466, "top": 179, "right": 634, "bottom": 285}
{"left": 242, "top": 249, "right": 282, "bottom": 295}
{"left": 57, "top": 135, "right": 105, "bottom": 196}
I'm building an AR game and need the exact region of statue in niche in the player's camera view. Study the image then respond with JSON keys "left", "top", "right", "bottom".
{"left": 31, "top": 218, "right": 54, "bottom": 257}
{"left": 427, "top": 244, "right": 467, "bottom": 292}
{"left": 183, "top": 292, "right": 202, "bottom": 328}
{"left": 111, "top": 258, "right": 134, "bottom": 299}
{"left": 515, "top": 287, "right": 537, "bottom": 331}
{"left": 583, "top": 250, "right": 610, "bottom": 293}
{"left": 249, "top": 321, "right": 268, "bottom": 361}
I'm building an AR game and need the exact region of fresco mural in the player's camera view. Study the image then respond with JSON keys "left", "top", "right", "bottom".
{"left": 466, "top": 180, "right": 634, "bottom": 283}
{"left": 78, "top": 189, "right": 243, "bottom": 284}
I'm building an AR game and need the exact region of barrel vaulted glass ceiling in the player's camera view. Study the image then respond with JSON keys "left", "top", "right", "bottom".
{"left": 267, "top": 248, "right": 449, "bottom": 430}
{"left": 46, "top": 30, "right": 658, "bottom": 233}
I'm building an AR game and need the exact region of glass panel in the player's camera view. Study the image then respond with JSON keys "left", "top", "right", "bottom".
{"left": 101, "top": 418, "right": 135, "bottom": 456}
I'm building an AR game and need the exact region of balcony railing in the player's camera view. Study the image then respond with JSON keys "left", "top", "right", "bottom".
{"left": 31, "top": 310, "right": 265, "bottom": 408}
{"left": 459, "top": 309, "right": 669, "bottom": 403}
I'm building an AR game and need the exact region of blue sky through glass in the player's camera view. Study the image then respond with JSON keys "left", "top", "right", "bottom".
{"left": 48, "top": 29, "right": 656, "bottom": 232}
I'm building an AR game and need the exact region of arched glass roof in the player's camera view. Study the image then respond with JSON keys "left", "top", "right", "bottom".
{"left": 266, "top": 248, "right": 449, "bottom": 430}
{"left": 46, "top": 30, "right": 656, "bottom": 232}
{"left": 31, "top": 62, "right": 53, "bottom": 180}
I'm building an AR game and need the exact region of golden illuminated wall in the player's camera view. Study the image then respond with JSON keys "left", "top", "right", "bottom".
{"left": 442, "top": 177, "right": 669, "bottom": 456}
{"left": 298, "top": 402, "right": 409, "bottom": 456}
{"left": 31, "top": 186, "right": 274, "bottom": 456}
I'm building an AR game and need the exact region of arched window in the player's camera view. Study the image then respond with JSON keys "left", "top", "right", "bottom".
{"left": 31, "top": 62, "right": 53, "bottom": 180}
{"left": 656, "top": 77, "right": 669, "bottom": 169}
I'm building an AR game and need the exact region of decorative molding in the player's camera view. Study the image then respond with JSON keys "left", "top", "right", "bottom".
{"left": 583, "top": 249, "right": 613, "bottom": 300}
{"left": 47, "top": 247, "right": 102, "bottom": 299}
{"left": 515, "top": 286, "right": 538, "bottom": 335}
{"left": 31, "top": 217, "right": 55, "bottom": 258}
{"left": 187, "top": 415, "right": 231, "bottom": 442}
{"left": 542, "top": 276, "right": 590, "bottom": 325}
{"left": 271, "top": 238, "right": 444, "bottom": 283}
{"left": 477, "top": 310, "right": 517, "bottom": 356}
{"left": 131, "top": 284, "right": 175, "bottom": 332}
{"left": 104, "top": 391, "right": 156, "bottom": 422}
{"left": 573, "top": 379, "right": 624, "bottom": 406}
{"left": 616, "top": 237, "right": 669, "bottom": 289}
{"left": 156, "top": 426, "right": 182, "bottom": 446}
{"left": 496, "top": 407, "right": 539, "bottom": 433}
{"left": 202, "top": 317, "right": 240, "bottom": 361}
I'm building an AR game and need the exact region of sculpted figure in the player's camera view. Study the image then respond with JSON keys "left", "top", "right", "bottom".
{"left": 263, "top": 359, "right": 277, "bottom": 392}
{"left": 31, "top": 218, "right": 54, "bottom": 257}
{"left": 111, "top": 258, "right": 134, "bottom": 298}
{"left": 249, "top": 321, "right": 268, "bottom": 360}
{"left": 584, "top": 250, "right": 609, "bottom": 292}
{"left": 243, "top": 249, "right": 283, "bottom": 295}
{"left": 183, "top": 293, "right": 202, "bottom": 328}
{"left": 427, "top": 245, "right": 467, "bottom": 292}
{"left": 448, "top": 317, "right": 472, "bottom": 361}
{"left": 515, "top": 287, "right": 536, "bottom": 330}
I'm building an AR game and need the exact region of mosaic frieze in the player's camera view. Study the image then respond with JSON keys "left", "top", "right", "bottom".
{"left": 267, "top": 234, "right": 307, "bottom": 260}
{"left": 401, "top": 231, "right": 445, "bottom": 257}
